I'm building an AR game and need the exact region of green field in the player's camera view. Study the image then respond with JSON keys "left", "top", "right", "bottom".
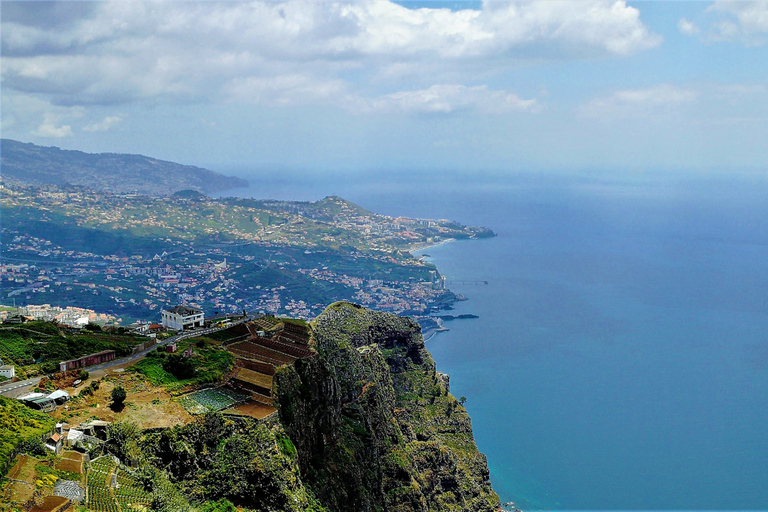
{"left": 130, "top": 338, "right": 233, "bottom": 393}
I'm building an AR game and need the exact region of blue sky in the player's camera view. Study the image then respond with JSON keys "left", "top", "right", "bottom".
{"left": 1, "top": 0, "right": 766, "bottom": 175}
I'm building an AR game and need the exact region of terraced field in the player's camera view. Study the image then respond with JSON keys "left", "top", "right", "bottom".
{"left": 178, "top": 387, "right": 247, "bottom": 414}
{"left": 85, "top": 456, "right": 151, "bottom": 512}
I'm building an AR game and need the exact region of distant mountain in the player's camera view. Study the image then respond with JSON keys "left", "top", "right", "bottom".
{"left": 0, "top": 139, "right": 248, "bottom": 196}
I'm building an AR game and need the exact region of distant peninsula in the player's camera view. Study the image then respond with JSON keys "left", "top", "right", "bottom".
{"left": 0, "top": 139, "right": 248, "bottom": 196}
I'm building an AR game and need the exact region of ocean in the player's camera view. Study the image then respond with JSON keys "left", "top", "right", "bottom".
{"left": 219, "top": 170, "right": 768, "bottom": 510}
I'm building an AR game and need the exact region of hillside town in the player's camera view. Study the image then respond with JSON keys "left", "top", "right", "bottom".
{"left": 1, "top": 182, "right": 489, "bottom": 322}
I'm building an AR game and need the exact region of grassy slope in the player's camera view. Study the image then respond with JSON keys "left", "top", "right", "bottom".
{"left": 0, "top": 396, "right": 55, "bottom": 477}
{"left": 0, "top": 322, "right": 143, "bottom": 378}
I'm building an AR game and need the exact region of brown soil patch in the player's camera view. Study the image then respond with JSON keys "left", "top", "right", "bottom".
{"left": 2, "top": 454, "right": 39, "bottom": 509}
{"left": 61, "top": 451, "right": 84, "bottom": 463}
{"left": 55, "top": 458, "right": 82, "bottom": 475}
{"left": 7, "top": 454, "right": 37, "bottom": 483}
{"left": 2, "top": 480, "right": 35, "bottom": 509}
{"left": 29, "top": 495, "right": 68, "bottom": 512}
{"left": 223, "top": 400, "right": 276, "bottom": 420}
{"left": 51, "top": 372, "right": 193, "bottom": 429}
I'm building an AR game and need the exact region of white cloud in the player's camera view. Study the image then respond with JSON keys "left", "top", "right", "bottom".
{"left": 0, "top": 0, "right": 661, "bottom": 110}
{"left": 678, "top": 18, "right": 700, "bottom": 36}
{"left": 32, "top": 115, "right": 73, "bottom": 138}
{"left": 581, "top": 84, "right": 699, "bottom": 118}
{"left": 706, "top": 1, "right": 768, "bottom": 45}
{"left": 224, "top": 74, "right": 349, "bottom": 106}
{"left": 83, "top": 115, "right": 122, "bottom": 132}
{"left": 364, "top": 84, "right": 539, "bottom": 114}
{"left": 2, "top": 92, "right": 84, "bottom": 139}
{"left": 580, "top": 82, "right": 768, "bottom": 121}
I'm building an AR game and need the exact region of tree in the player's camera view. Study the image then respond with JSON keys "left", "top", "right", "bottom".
{"left": 162, "top": 354, "right": 195, "bottom": 379}
{"left": 106, "top": 421, "right": 140, "bottom": 461}
{"left": 200, "top": 498, "right": 237, "bottom": 512}
{"left": 19, "top": 437, "right": 47, "bottom": 456}
{"left": 111, "top": 385, "right": 127, "bottom": 406}
{"left": 459, "top": 396, "right": 467, "bottom": 406}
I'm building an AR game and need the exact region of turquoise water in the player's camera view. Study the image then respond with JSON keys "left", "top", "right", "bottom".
{"left": 223, "top": 171, "right": 768, "bottom": 509}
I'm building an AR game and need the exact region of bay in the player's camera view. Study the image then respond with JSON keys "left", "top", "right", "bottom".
{"left": 220, "top": 170, "right": 768, "bottom": 510}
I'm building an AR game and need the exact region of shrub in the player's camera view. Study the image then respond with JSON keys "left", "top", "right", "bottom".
{"left": 18, "top": 438, "right": 46, "bottom": 456}
{"left": 111, "top": 385, "right": 127, "bottom": 406}
{"left": 83, "top": 323, "right": 102, "bottom": 332}
{"left": 162, "top": 354, "right": 195, "bottom": 379}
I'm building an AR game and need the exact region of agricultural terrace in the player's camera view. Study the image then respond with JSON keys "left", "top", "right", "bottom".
{"left": 177, "top": 387, "right": 248, "bottom": 415}
{"left": 1, "top": 450, "right": 85, "bottom": 512}
{"left": 86, "top": 455, "right": 151, "bottom": 512}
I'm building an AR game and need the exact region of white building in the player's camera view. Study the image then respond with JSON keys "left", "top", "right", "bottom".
{"left": 0, "top": 364, "right": 15, "bottom": 380}
{"left": 161, "top": 305, "right": 204, "bottom": 331}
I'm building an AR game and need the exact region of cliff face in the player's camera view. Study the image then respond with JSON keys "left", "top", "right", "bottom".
{"left": 274, "top": 302, "right": 500, "bottom": 512}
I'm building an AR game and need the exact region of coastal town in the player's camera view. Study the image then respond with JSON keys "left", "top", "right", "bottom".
{"left": 1, "top": 182, "right": 492, "bottom": 323}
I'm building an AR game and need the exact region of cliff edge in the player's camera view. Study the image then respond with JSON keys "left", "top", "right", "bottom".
{"left": 274, "top": 302, "right": 500, "bottom": 512}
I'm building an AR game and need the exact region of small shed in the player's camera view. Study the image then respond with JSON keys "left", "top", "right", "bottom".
{"left": 67, "top": 429, "right": 84, "bottom": 447}
{"left": 0, "top": 364, "right": 15, "bottom": 380}
{"left": 48, "top": 390, "right": 70, "bottom": 405}
{"left": 46, "top": 433, "right": 63, "bottom": 454}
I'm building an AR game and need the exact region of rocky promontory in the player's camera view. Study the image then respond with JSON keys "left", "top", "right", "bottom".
{"left": 274, "top": 302, "right": 500, "bottom": 511}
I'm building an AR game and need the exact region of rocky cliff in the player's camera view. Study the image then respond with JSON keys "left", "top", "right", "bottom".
{"left": 274, "top": 302, "right": 500, "bottom": 512}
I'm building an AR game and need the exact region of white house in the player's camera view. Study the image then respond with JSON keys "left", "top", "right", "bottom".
{"left": 161, "top": 305, "right": 204, "bottom": 331}
{"left": 0, "top": 360, "right": 14, "bottom": 380}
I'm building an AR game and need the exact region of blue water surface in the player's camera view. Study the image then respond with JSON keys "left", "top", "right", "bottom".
{"left": 221, "top": 170, "right": 768, "bottom": 510}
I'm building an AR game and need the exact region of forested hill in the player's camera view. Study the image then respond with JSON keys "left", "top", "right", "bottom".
{"left": 0, "top": 139, "right": 248, "bottom": 196}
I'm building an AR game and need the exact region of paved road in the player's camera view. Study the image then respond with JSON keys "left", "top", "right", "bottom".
{"left": 0, "top": 317, "right": 253, "bottom": 398}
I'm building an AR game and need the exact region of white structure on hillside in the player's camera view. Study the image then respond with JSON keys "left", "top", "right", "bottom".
{"left": 0, "top": 361, "right": 14, "bottom": 380}
{"left": 161, "top": 305, "right": 204, "bottom": 331}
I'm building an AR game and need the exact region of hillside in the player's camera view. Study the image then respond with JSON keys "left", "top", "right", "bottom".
{"left": 0, "top": 139, "right": 248, "bottom": 196}
{"left": 1, "top": 306, "right": 500, "bottom": 511}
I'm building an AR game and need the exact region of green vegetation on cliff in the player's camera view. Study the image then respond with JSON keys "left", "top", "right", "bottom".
{"left": 273, "top": 302, "right": 500, "bottom": 512}
{"left": 135, "top": 414, "right": 325, "bottom": 512}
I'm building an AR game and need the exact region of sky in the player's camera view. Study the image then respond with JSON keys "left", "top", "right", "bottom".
{"left": 1, "top": 0, "right": 767, "bottom": 176}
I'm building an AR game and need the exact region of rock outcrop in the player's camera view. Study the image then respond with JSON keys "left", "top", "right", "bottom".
{"left": 274, "top": 302, "right": 500, "bottom": 512}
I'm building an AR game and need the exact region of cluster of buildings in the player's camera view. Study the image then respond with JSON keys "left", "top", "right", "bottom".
{"left": 45, "top": 420, "right": 111, "bottom": 454}
{"left": 17, "top": 389, "right": 70, "bottom": 412}
{"left": 2, "top": 235, "right": 452, "bottom": 321}
{"left": 2, "top": 183, "right": 475, "bottom": 323}
{"left": 0, "top": 303, "right": 117, "bottom": 326}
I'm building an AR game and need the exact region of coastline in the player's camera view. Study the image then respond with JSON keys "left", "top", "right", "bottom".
{"left": 407, "top": 237, "right": 456, "bottom": 257}
{"left": 419, "top": 317, "right": 450, "bottom": 342}
{"left": 409, "top": 238, "right": 460, "bottom": 342}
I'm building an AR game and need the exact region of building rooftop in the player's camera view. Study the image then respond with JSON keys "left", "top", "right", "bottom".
{"left": 164, "top": 305, "right": 203, "bottom": 316}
